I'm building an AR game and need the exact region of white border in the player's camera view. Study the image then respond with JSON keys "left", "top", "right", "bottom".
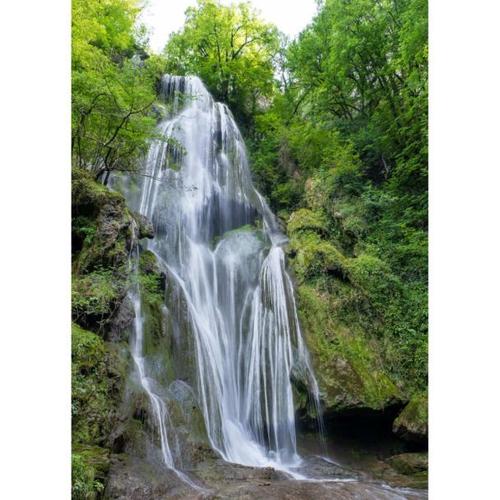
{"left": 430, "top": 0, "right": 500, "bottom": 498}
{"left": 1, "top": 0, "right": 500, "bottom": 498}
{"left": 0, "top": 0, "right": 71, "bottom": 498}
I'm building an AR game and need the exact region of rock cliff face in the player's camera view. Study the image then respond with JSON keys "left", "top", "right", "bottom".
{"left": 71, "top": 169, "right": 427, "bottom": 498}
{"left": 72, "top": 168, "right": 137, "bottom": 335}
{"left": 71, "top": 169, "right": 212, "bottom": 498}
{"left": 285, "top": 207, "right": 403, "bottom": 422}
{"left": 295, "top": 284, "right": 403, "bottom": 418}
{"left": 283, "top": 178, "right": 428, "bottom": 445}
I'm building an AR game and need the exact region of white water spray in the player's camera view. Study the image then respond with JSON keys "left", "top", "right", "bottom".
{"left": 117, "top": 76, "right": 323, "bottom": 479}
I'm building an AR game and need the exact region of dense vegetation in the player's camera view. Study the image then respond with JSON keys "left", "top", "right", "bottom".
{"left": 72, "top": 0, "right": 167, "bottom": 183}
{"left": 71, "top": 0, "right": 161, "bottom": 496}
{"left": 254, "top": 0, "right": 428, "bottom": 397}
{"left": 72, "top": 0, "right": 428, "bottom": 495}
{"left": 164, "top": 0, "right": 280, "bottom": 128}
{"left": 162, "top": 0, "right": 428, "bottom": 397}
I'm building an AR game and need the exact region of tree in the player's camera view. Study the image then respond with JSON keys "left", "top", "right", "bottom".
{"left": 72, "top": 0, "right": 166, "bottom": 182}
{"left": 287, "top": 0, "right": 427, "bottom": 191}
{"left": 163, "top": 0, "right": 279, "bottom": 127}
{"left": 247, "top": 0, "right": 428, "bottom": 391}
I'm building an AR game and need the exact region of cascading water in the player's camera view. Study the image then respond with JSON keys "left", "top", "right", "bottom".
{"left": 116, "top": 75, "right": 323, "bottom": 478}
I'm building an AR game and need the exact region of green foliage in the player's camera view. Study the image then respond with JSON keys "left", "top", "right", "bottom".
{"left": 296, "top": 285, "right": 400, "bottom": 412}
{"left": 394, "top": 392, "right": 428, "bottom": 431}
{"left": 287, "top": 208, "right": 327, "bottom": 235}
{"left": 288, "top": 230, "right": 347, "bottom": 282}
{"left": 72, "top": 453, "right": 105, "bottom": 500}
{"left": 72, "top": 324, "right": 113, "bottom": 444}
{"left": 164, "top": 0, "right": 279, "bottom": 127}
{"left": 72, "top": 0, "right": 167, "bottom": 180}
{"left": 72, "top": 269, "right": 122, "bottom": 329}
{"left": 245, "top": 0, "right": 428, "bottom": 394}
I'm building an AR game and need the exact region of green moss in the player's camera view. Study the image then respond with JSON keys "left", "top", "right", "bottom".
{"left": 72, "top": 168, "right": 123, "bottom": 214}
{"left": 346, "top": 254, "right": 401, "bottom": 305}
{"left": 137, "top": 250, "right": 176, "bottom": 385}
{"left": 72, "top": 270, "right": 122, "bottom": 331}
{"left": 72, "top": 324, "right": 111, "bottom": 445}
{"left": 393, "top": 392, "right": 428, "bottom": 441}
{"left": 296, "top": 285, "right": 400, "bottom": 413}
{"left": 139, "top": 250, "right": 160, "bottom": 275}
{"left": 72, "top": 167, "right": 134, "bottom": 274}
{"left": 224, "top": 223, "right": 254, "bottom": 235}
{"left": 72, "top": 452, "right": 105, "bottom": 500}
{"left": 72, "top": 167, "right": 137, "bottom": 334}
{"left": 288, "top": 231, "right": 347, "bottom": 282}
{"left": 72, "top": 323, "right": 129, "bottom": 495}
{"left": 287, "top": 208, "right": 327, "bottom": 235}
{"left": 210, "top": 223, "right": 266, "bottom": 248}
{"left": 72, "top": 323, "right": 128, "bottom": 445}
{"left": 386, "top": 452, "right": 428, "bottom": 475}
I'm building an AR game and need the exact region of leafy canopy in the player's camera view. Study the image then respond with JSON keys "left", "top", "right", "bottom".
{"left": 164, "top": 0, "right": 280, "bottom": 127}
{"left": 72, "top": 0, "right": 167, "bottom": 181}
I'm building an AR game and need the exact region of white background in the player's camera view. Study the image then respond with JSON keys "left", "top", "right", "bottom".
{"left": 0, "top": 0, "right": 499, "bottom": 498}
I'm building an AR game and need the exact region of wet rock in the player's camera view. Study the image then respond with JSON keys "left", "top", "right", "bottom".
{"left": 365, "top": 457, "right": 428, "bottom": 491}
{"left": 167, "top": 380, "right": 213, "bottom": 466}
{"left": 105, "top": 455, "right": 204, "bottom": 500}
{"left": 194, "top": 458, "right": 427, "bottom": 499}
{"left": 104, "top": 447, "right": 428, "bottom": 499}
{"left": 210, "top": 479, "right": 427, "bottom": 500}
{"left": 386, "top": 453, "right": 428, "bottom": 476}
{"left": 393, "top": 393, "right": 428, "bottom": 444}
{"left": 133, "top": 212, "right": 155, "bottom": 239}
{"left": 109, "top": 296, "right": 135, "bottom": 342}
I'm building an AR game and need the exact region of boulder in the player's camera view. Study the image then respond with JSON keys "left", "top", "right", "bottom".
{"left": 393, "top": 393, "right": 428, "bottom": 444}
{"left": 132, "top": 212, "right": 155, "bottom": 239}
{"left": 386, "top": 452, "right": 428, "bottom": 475}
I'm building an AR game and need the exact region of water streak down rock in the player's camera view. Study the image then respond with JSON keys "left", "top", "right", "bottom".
{"left": 114, "top": 75, "right": 322, "bottom": 475}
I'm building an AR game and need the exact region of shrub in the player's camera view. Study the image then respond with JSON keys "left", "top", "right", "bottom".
{"left": 72, "top": 453, "right": 104, "bottom": 500}
{"left": 72, "top": 269, "right": 122, "bottom": 330}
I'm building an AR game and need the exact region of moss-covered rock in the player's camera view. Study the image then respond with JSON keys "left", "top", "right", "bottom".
{"left": 296, "top": 285, "right": 401, "bottom": 417}
{"left": 288, "top": 232, "right": 348, "bottom": 282}
{"left": 132, "top": 212, "right": 155, "bottom": 239}
{"left": 287, "top": 208, "right": 328, "bottom": 235}
{"left": 386, "top": 452, "right": 428, "bottom": 475}
{"left": 72, "top": 322, "right": 130, "bottom": 496}
{"left": 345, "top": 253, "right": 402, "bottom": 309}
{"left": 72, "top": 168, "right": 138, "bottom": 335}
{"left": 72, "top": 270, "right": 123, "bottom": 333}
{"left": 72, "top": 451, "right": 106, "bottom": 500}
{"left": 393, "top": 392, "right": 428, "bottom": 444}
{"left": 72, "top": 323, "right": 129, "bottom": 444}
{"left": 136, "top": 250, "right": 175, "bottom": 387}
{"left": 72, "top": 168, "right": 133, "bottom": 271}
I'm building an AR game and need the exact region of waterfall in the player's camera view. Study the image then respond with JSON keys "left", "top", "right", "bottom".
{"left": 116, "top": 75, "right": 322, "bottom": 476}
